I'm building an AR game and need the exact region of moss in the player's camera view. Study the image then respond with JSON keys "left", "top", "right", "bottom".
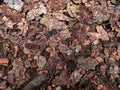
{"left": 70, "top": 5, "right": 77, "bottom": 17}
{"left": 0, "top": 42, "right": 3, "bottom": 49}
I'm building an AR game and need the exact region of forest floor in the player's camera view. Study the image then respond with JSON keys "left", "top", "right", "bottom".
{"left": 0, "top": 0, "right": 120, "bottom": 90}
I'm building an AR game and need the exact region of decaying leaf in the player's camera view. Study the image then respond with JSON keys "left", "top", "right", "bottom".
{"left": 96, "top": 25, "right": 109, "bottom": 41}
{"left": 77, "top": 57, "right": 97, "bottom": 70}
{"left": 34, "top": 55, "right": 47, "bottom": 70}
{"left": 0, "top": 0, "right": 120, "bottom": 89}
{"left": 8, "top": 58, "right": 26, "bottom": 87}
{"left": 70, "top": 69, "right": 82, "bottom": 84}
{"left": 14, "top": 45, "right": 19, "bottom": 57}
{"left": 2, "top": 16, "right": 15, "bottom": 28}
{"left": 0, "top": 4, "right": 24, "bottom": 23}
{"left": 17, "top": 18, "right": 28, "bottom": 36}
{"left": 0, "top": 58, "right": 9, "bottom": 66}
{"left": 88, "top": 25, "right": 109, "bottom": 41}
{"left": 4, "top": 0, "right": 24, "bottom": 11}
{"left": 41, "top": 16, "right": 66, "bottom": 31}
{"left": 26, "top": 2, "right": 47, "bottom": 20}
{"left": 60, "top": 29, "right": 71, "bottom": 40}
{"left": 47, "top": 0, "right": 68, "bottom": 11}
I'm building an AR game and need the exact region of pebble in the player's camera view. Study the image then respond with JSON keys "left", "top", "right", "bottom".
{"left": 66, "top": 49, "right": 72, "bottom": 55}
{"left": 75, "top": 44, "right": 82, "bottom": 53}
{"left": 55, "top": 86, "right": 61, "bottom": 90}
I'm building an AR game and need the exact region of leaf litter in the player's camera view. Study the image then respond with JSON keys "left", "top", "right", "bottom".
{"left": 0, "top": 0, "right": 120, "bottom": 90}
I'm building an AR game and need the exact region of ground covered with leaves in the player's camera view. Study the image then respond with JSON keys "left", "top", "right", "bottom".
{"left": 0, "top": 0, "right": 120, "bottom": 90}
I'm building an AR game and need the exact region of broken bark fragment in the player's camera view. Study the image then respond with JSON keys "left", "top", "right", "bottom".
{"left": 22, "top": 75, "right": 48, "bottom": 90}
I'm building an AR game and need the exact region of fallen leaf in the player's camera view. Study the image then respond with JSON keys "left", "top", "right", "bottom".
{"left": 27, "top": 54, "right": 33, "bottom": 61}
{"left": 47, "top": 86, "right": 52, "bottom": 90}
{"left": 26, "top": 2, "right": 47, "bottom": 20}
{"left": 17, "top": 18, "right": 28, "bottom": 36}
{"left": 0, "top": 71, "right": 3, "bottom": 78}
{"left": 47, "top": 0, "right": 67, "bottom": 11}
{"left": 97, "top": 84, "right": 104, "bottom": 90}
{"left": 0, "top": 85, "right": 6, "bottom": 89}
{"left": 2, "top": 16, "right": 15, "bottom": 28}
{"left": 52, "top": 11, "right": 72, "bottom": 21}
{"left": 37, "top": 70, "right": 48, "bottom": 75}
{"left": 14, "top": 45, "right": 19, "bottom": 57}
{"left": 88, "top": 25, "right": 109, "bottom": 41}
{"left": 4, "top": 0, "right": 24, "bottom": 11}
{"left": 34, "top": 55, "right": 47, "bottom": 70}
{"left": 0, "top": 4, "right": 24, "bottom": 23}
{"left": 60, "top": 29, "right": 71, "bottom": 40}
{"left": 41, "top": 17, "right": 66, "bottom": 31}
{"left": 70, "top": 69, "right": 82, "bottom": 84}
{"left": 46, "top": 47, "right": 56, "bottom": 57}
{"left": 96, "top": 25, "right": 109, "bottom": 41}
{"left": 0, "top": 58, "right": 9, "bottom": 66}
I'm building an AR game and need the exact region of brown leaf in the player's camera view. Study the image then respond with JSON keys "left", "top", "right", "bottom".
{"left": 0, "top": 71, "right": 3, "bottom": 78}
{"left": 60, "top": 29, "right": 71, "bottom": 40}
{"left": 96, "top": 25, "right": 109, "bottom": 41}
{"left": 37, "top": 70, "right": 48, "bottom": 75}
{"left": 97, "top": 84, "right": 104, "bottom": 90}
{"left": 88, "top": 25, "right": 109, "bottom": 41}
{"left": 0, "top": 85, "right": 6, "bottom": 89}
{"left": 70, "top": 69, "right": 82, "bottom": 84}
{"left": 14, "top": 45, "right": 19, "bottom": 57}
{"left": 4, "top": 0, "right": 24, "bottom": 11}
{"left": 41, "top": 17, "right": 66, "bottom": 31}
{"left": 0, "top": 4, "right": 24, "bottom": 23}
{"left": 52, "top": 11, "right": 72, "bottom": 21}
{"left": 0, "top": 58, "right": 9, "bottom": 66}
{"left": 46, "top": 47, "right": 56, "bottom": 57}
{"left": 2, "top": 16, "right": 15, "bottom": 28}
{"left": 47, "top": 0, "right": 67, "bottom": 11}
{"left": 26, "top": 2, "right": 47, "bottom": 20}
{"left": 47, "top": 86, "right": 52, "bottom": 90}
{"left": 17, "top": 18, "right": 28, "bottom": 36}
{"left": 27, "top": 54, "right": 33, "bottom": 61}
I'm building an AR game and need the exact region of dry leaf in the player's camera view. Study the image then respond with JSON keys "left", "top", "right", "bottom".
{"left": 0, "top": 4, "right": 24, "bottom": 22}
{"left": 88, "top": 25, "right": 109, "bottom": 41}
{"left": 14, "top": 45, "right": 19, "bottom": 57}
{"left": 41, "top": 18, "right": 66, "bottom": 31}
{"left": 52, "top": 11, "right": 72, "bottom": 21}
{"left": 0, "top": 85, "right": 6, "bottom": 90}
{"left": 60, "top": 29, "right": 71, "bottom": 40}
{"left": 17, "top": 18, "right": 28, "bottom": 36}
{"left": 96, "top": 25, "right": 109, "bottom": 41}
{"left": 0, "top": 58, "right": 9, "bottom": 66}
{"left": 2, "top": 16, "right": 15, "bottom": 28}
{"left": 4, "top": 0, "right": 24, "bottom": 11}
{"left": 26, "top": 2, "right": 47, "bottom": 20}
{"left": 34, "top": 55, "right": 47, "bottom": 70}
{"left": 0, "top": 71, "right": 3, "bottom": 78}
{"left": 70, "top": 69, "right": 82, "bottom": 84}
{"left": 47, "top": 0, "right": 67, "bottom": 11}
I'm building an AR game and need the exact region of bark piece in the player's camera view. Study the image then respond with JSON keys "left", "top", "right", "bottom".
{"left": 22, "top": 75, "right": 47, "bottom": 90}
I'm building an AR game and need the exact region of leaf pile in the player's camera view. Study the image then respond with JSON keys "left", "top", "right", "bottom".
{"left": 0, "top": 0, "right": 120, "bottom": 90}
